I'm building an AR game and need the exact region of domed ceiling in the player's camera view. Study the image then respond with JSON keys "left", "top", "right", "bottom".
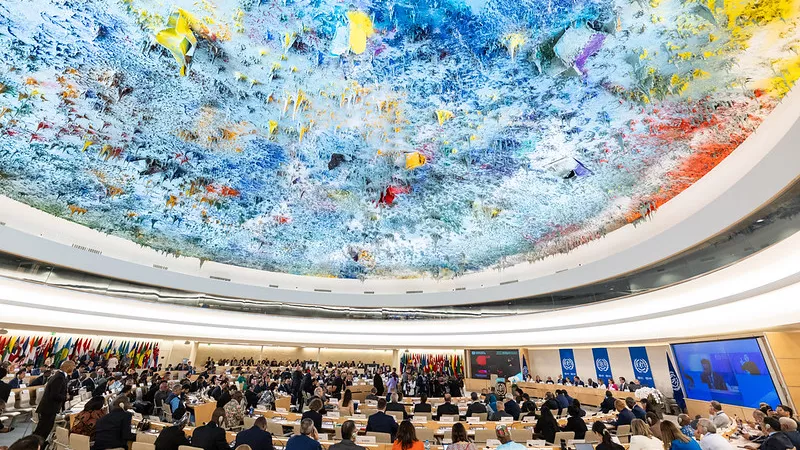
{"left": 0, "top": 0, "right": 797, "bottom": 279}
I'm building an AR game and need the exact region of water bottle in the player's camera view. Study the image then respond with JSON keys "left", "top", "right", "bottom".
{"left": 249, "top": 406, "right": 254, "bottom": 416}
{"left": 424, "top": 440, "right": 430, "bottom": 450}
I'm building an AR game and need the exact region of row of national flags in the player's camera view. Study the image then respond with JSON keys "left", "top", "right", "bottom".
{"left": 0, "top": 335, "right": 160, "bottom": 369}
{"left": 400, "top": 353, "right": 465, "bottom": 377}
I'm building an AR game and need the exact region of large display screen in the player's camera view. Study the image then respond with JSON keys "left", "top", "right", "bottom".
{"left": 470, "top": 350, "right": 521, "bottom": 379}
{"left": 671, "top": 338, "right": 780, "bottom": 408}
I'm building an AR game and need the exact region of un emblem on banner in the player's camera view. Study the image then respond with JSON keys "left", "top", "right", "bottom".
{"left": 670, "top": 372, "right": 681, "bottom": 390}
{"left": 634, "top": 358, "right": 650, "bottom": 373}
{"left": 596, "top": 358, "right": 610, "bottom": 372}
{"left": 496, "top": 382, "right": 507, "bottom": 397}
{"left": 562, "top": 358, "right": 575, "bottom": 371}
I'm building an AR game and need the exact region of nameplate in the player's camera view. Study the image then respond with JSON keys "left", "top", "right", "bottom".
{"left": 467, "top": 417, "right": 480, "bottom": 424}
{"left": 356, "top": 436, "right": 377, "bottom": 445}
{"left": 366, "top": 400, "right": 377, "bottom": 406}
{"left": 522, "top": 416, "right": 536, "bottom": 423}
{"left": 353, "top": 414, "right": 366, "bottom": 419}
{"left": 500, "top": 416, "right": 514, "bottom": 422}
{"left": 527, "top": 440, "right": 546, "bottom": 447}
{"left": 567, "top": 440, "right": 584, "bottom": 445}
{"left": 412, "top": 417, "right": 428, "bottom": 423}
{"left": 329, "top": 399, "right": 339, "bottom": 405}
{"left": 328, "top": 411, "right": 340, "bottom": 418}
{"left": 440, "top": 416, "right": 455, "bottom": 422}
{"left": 276, "top": 408, "right": 288, "bottom": 413}
{"left": 487, "top": 439, "right": 501, "bottom": 447}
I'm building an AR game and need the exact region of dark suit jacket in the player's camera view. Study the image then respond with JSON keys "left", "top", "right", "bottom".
{"left": 386, "top": 401, "right": 408, "bottom": 420}
{"left": 436, "top": 402, "right": 459, "bottom": 420}
{"left": 563, "top": 416, "right": 587, "bottom": 439}
{"left": 286, "top": 434, "right": 323, "bottom": 450}
{"left": 36, "top": 371, "right": 68, "bottom": 416}
{"left": 466, "top": 402, "right": 487, "bottom": 417}
{"left": 763, "top": 432, "right": 795, "bottom": 450}
{"left": 366, "top": 411, "right": 398, "bottom": 441}
{"left": 0, "top": 380, "right": 10, "bottom": 404}
{"left": 93, "top": 409, "right": 136, "bottom": 450}
{"left": 600, "top": 397, "right": 616, "bottom": 413}
{"left": 612, "top": 408, "right": 635, "bottom": 427}
{"left": 373, "top": 374, "right": 384, "bottom": 396}
{"left": 235, "top": 426, "right": 274, "bottom": 450}
{"left": 191, "top": 422, "right": 230, "bottom": 450}
{"left": 413, "top": 403, "right": 432, "bottom": 413}
{"left": 505, "top": 400, "right": 522, "bottom": 420}
{"left": 329, "top": 439, "right": 367, "bottom": 450}
{"left": 632, "top": 405, "right": 647, "bottom": 420}
{"left": 302, "top": 410, "right": 323, "bottom": 432}
{"left": 155, "top": 425, "right": 191, "bottom": 450}
{"left": 783, "top": 431, "right": 800, "bottom": 449}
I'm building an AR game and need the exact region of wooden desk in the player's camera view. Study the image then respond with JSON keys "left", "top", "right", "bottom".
{"left": 188, "top": 401, "right": 217, "bottom": 425}
{"left": 517, "top": 383, "right": 637, "bottom": 407}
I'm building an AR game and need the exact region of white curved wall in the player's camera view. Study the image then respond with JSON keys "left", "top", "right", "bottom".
{"left": 2, "top": 226, "right": 800, "bottom": 347}
{"left": 1, "top": 86, "right": 799, "bottom": 307}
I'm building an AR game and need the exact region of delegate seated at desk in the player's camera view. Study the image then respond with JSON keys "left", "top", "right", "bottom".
{"left": 192, "top": 408, "right": 230, "bottom": 450}
{"left": 609, "top": 399, "right": 635, "bottom": 428}
{"left": 386, "top": 394, "right": 409, "bottom": 420}
{"left": 413, "top": 394, "right": 432, "bottom": 413}
{"left": 366, "top": 399, "right": 399, "bottom": 441}
{"left": 436, "top": 394, "right": 460, "bottom": 420}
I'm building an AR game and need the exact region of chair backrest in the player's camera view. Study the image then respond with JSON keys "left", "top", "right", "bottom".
{"left": 415, "top": 428, "right": 435, "bottom": 442}
{"left": 474, "top": 429, "right": 497, "bottom": 443}
{"left": 137, "top": 433, "right": 158, "bottom": 444}
{"left": 7, "top": 392, "right": 16, "bottom": 409}
{"left": 55, "top": 427, "right": 70, "bottom": 445}
{"left": 243, "top": 416, "right": 257, "bottom": 429}
{"left": 235, "top": 445, "right": 252, "bottom": 450}
{"left": 178, "top": 446, "right": 204, "bottom": 450}
{"left": 476, "top": 412, "right": 488, "bottom": 422}
{"left": 132, "top": 442, "right": 156, "bottom": 450}
{"left": 19, "top": 389, "right": 31, "bottom": 407}
{"left": 387, "top": 411, "right": 404, "bottom": 423}
{"left": 552, "top": 432, "right": 575, "bottom": 445}
{"left": 366, "top": 431, "right": 392, "bottom": 443}
{"left": 361, "top": 407, "right": 376, "bottom": 417}
{"left": 511, "top": 428, "right": 533, "bottom": 442}
{"left": 584, "top": 431, "right": 602, "bottom": 443}
{"left": 292, "top": 424, "right": 302, "bottom": 435}
{"left": 266, "top": 421, "right": 284, "bottom": 435}
{"left": 70, "top": 433, "right": 91, "bottom": 450}
{"left": 616, "top": 425, "right": 631, "bottom": 436}
{"left": 617, "top": 435, "right": 630, "bottom": 444}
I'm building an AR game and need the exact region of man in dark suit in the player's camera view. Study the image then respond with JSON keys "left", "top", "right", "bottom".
{"left": 33, "top": 360, "right": 75, "bottom": 439}
{"left": 609, "top": 399, "right": 635, "bottom": 428}
{"left": 386, "top": 394, "right": 408, "bottom": 420}
{"left": 466, "top": 392, "right": 487, "bottom": 417}
{"left": 700, "top": 359, "right": 728, "bottom": 391}
{"left": 286, "top": 419, "right": 322, "bottom": 450}
{"left": 373, "top": 370, "right": 385, "bottom": 397}
{"left": 435, "top": 394, "right": 460, "bottom": 420}
{"left": 366, "top": 399, "right": 398, "bottom": 441}
{"left": 191, "top": 408, "right": 230, "bottom": 450}
{"left": 762, "top": 417, "right": 794, "bottom": 450}
{"left": 155, "top": 416, "right": 191, "bottom": 450}
{"left": 504, "top": 396, "right": 522, "bottom": 420}
{"left": 414, "top": 394, "right": 432, "bottom": 414}
{"left": 330, "top": 420, "right": 366, "bottom": 450}
{"left": 94, "top": 397, "right": 136, "bottom": 450}
{"left": 235, "top": 416, "right": 274, "bottom": 450}
{"left": 599, "top": 391, "right": 616, "bottom": 413}
{"left": 627, "top": 397, "right": 646, "bottom": 420}
{"left": 618, "top": 377, "right": 630, "bottom": 392}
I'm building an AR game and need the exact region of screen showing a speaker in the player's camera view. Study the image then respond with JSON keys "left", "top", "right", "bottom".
{"left": 671, "top": 338, "right": 780, "bottom": 408}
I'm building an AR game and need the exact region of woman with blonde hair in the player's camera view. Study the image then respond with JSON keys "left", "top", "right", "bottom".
{"left": 660, "top": 420, "right": 702, "bottom": 450}
{"left": 629, "top": 419, "right": 663, "bottom": 450}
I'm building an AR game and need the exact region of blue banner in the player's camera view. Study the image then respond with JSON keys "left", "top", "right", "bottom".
{"left": 667, "top": 353, "right": 686, "bottom": 411}
{"left": 592, "top": 348, "right": 614, "bottom": 384}
{"left": 560, "top": 349, "right": 577, "bottom": 380}
{"left": 629, "top": 346, "right": 655, "bottom": 387}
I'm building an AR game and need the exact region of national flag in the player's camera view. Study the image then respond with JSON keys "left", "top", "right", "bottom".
{"left": 522, "top": 354, "right": 530, "bottom": 379}
{"left": 667, "top": 353, "right": 686, "bottom": 412}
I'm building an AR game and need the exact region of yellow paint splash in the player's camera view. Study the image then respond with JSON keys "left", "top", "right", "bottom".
{"left": 503, "top": 33, "right": 526, "bottom": 59}
{"left": 405, "top": 151, "right": 427, "bottom": 170}
{"left": 347, "top": 11, "right": 374, "bottom": 55}
{"left": 155, "top": 9, "right": 197, "bottom": 76}
{"left": 435, "top": 109, "right": 454, "bottom": 125}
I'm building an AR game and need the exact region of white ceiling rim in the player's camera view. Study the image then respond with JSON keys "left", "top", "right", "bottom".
{"left": 1, "top": 228, "right": 800, "bottom": 347}
{"left": 0, "top": 86, "right": 798, "bottom": 306}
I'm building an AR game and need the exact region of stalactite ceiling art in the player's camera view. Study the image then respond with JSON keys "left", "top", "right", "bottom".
{"left": 0, "top": 0, "right": 798, "bottom": 279}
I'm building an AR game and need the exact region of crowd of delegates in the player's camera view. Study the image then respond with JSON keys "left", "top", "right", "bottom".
{"left": 525, "top": 375, "right": 646, "bottom": 392}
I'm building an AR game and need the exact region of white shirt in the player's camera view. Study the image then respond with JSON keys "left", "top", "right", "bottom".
{"left": 711, "top": 412, "right": 732, "bottom": 429}
{"left": 699, "top": 432, "right": 734, "bottom": 450}
{"left": 629, "top": 435, "right": 664, "bottom": 450}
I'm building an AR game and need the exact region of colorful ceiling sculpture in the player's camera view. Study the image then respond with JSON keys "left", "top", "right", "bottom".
{"left": 0, "top": 0, "right": 797, "bottom": 279}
